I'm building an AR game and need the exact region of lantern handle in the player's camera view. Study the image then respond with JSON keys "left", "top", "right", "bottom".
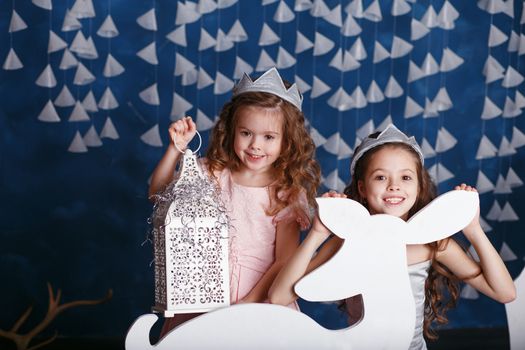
{"left": 174, "top": 130, "right": 202, "bottom": 155}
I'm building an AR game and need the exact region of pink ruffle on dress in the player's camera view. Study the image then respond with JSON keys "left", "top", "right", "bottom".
{"left": 160, "top": 165, "right": 309, "bottom": 337}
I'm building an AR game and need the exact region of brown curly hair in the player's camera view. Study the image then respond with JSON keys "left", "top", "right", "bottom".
{"left": 206, "top": 90, "right": 321, "bottom": 216}
{"left": 343, "top": 137, "right": 460, "bottom": 341}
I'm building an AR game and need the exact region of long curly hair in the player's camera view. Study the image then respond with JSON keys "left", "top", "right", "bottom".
{"left": 343, "top": 138, "right": 460, "bottom": 341}
{"left": 206, "top": 90, "right": 321, "bottom": 216}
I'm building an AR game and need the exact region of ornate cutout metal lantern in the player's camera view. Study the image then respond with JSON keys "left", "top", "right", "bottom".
{"left": 151, "top": 136, "right": 230, "bottom": 316}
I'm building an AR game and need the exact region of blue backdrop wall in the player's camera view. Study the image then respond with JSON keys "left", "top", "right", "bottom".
{"left": 1, "top": 0, "right": 524, "bottom": 340}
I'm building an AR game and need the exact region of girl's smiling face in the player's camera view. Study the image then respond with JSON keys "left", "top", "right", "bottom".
{"left": 358, "top": 145, "right": 419, "bottom": 220}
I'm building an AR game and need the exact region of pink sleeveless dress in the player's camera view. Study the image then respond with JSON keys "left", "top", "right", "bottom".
{"left": 160, "top": 166, "right": 308, "bottom": 336}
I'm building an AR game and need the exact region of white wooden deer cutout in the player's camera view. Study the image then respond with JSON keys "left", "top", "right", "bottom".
{"left": 125, "top": 190, "right": 478, "bottom": 350}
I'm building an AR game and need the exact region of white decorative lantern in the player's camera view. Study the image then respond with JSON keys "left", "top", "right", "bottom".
{"left": 151, "top": 145, "right": 230, "bottom": 316}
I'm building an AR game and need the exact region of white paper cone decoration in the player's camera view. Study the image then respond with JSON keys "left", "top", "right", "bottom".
{"left": 483, "top": 55, "right": 505, "bottom": 83}
{"left": 310, "top": 0, "right": 330, "bottom": 17}
{"left": 68, "top": 131, "right": 88, "bottom": 153}
{"left": 356, "top": 120, "right": 374, "bottom": 140}
{"left": 295, "top": 0, "right": 313, "bottom": 11}
{"left": 461, "top": 284, "right": 480, "bottom": 300}
{"left": 365, "top": 81, "right": 384, "bottom": 103}
{"left": 421, "top": 53, "right": 439, "bottom": 77}
{"left": 391, "top": 36, "right": 413, "bottom": 58}
{"left": 36, "top": 64, "right": 57, "bottom": 88}
{"left": 341, "top": 13, "right": 362, "bottom": 37}
{"left": 48, "top": 30, "right": 67, "bottom": 53}
{"left": 97, "top": 15, "right": 119, "bottom": 38}
{"left": 502, "top": 97, "right": 521, "bottom": 118}
{"left": 171, "top": 93, "right": 193, "bottom": 120}
{"left": 411, "top": 19, "right": 430, "bottom": 41}
{"left": 519, "top": 34, "right": 525, "bottom": 56}
{"left": 498, "top": 136, "right": 517, "bottom": 156}
{"left": 141, "top": 124, "right": 163, "bottom": 147}
{"left": 327, "top": 87, "right": 354, "bottom": 111}
{"left": 423, "top": 98, "right": 439, "bottom": 118}
{"left": 103, "top": 54, "right": 125, "bottom": 78}
{"left": 476, "top": 170, "right": 495, "bottom": 194}
{"left": 438, "top": 1, "right": 459, "bottom": 30}
{"left": 255, "top": 49, "right": 276, "bottom": 71}
{"left": 137, "top": 9, "right": 157, "bottom": 31}
{"left": 139, "top": 83, "right": 160, "bottom": 105}
{"left": 324, "top": 5, "right": 343, "bottom": 27}
{"left": 323, "top": 132, "right": 353, "bottom": 159}
{"left": 435, "top": 128, "right": 457, "bottom": 153}
{"left": 167, "top": 26, "right": 187, "bottom": 47}
{"left": 59, "top": 48, "right": 78, "bottom": 70}
{"left": 392, "top": 0, "right": 411, "bottom": 16}
{"left": 198, "top": 0, "right": 218, "bottom": 14}
{"left": 9, "top": 10, "right": 28, "bottom": 33}
{"left": 77, "top": 36, "right": 98, "bottom": 60}
{"left": 314, "top": 32, "right": 335, "bottom": 56}
{"left": 506, "top": 167, "right": 522, "bottom": 188}
{"left": 73, "top": 62, "right": 95, "bottom": 86}
{"left": 310, "top": 126, "right": 327, "bottom": 147}
{"left": 486, "top": 200, "right": 502, "bottom": 221}
{"left": 407, "top": 61, "right": 425, "bottom": 83}
{"left": 349, "top": 37, "right": 367, "bottom": 60}
{"left": 98, "top": 87, "right": 119, "bottom": 110}
{"left": 499, "top": 202, "right": 519, "bottom": 221}
{"left": 311, "top": 76, "right": 331, "bottom": 98}
{"left": 54, "top": 85, "right": 76, "bottom": 107}
{"left": 376, "top": 116, "right": 393, "bottom": 132}
{"left": 227, "top": 20, "right": 248, "bottom": 42}
{"left": 511, "top": 126, "right": 525, "bottom": 148}
{"left": 274, "top": 0, "right": 295, "bottom": 23}
{"left": 352, "top": 86, "right": 368, "bottom": 109}
{"left": 214, "top": 72, "right": 234, "bottom": 95}
{"left": 428, "top": 162, "right": 454, "bottom": 184}
{"left": 363, "top": 0, "right": 382, "bottom": 22}
{"left": 215, "top": 29, "right": 234, "bottom": 52}
{"left": 404, "top": 96, "right": 424, "bottom": 118}
{"left": 421, "top": 138, "right": 436, "bottom": 159}
{"left": 373, "top": 41, "right": 390, "bottom": 63}
{"left": 292, "top": 75, "right": 310, "bottom": 95}
{"left": 233, "top": 56, "right": 253, "bottom": 80}
{"left": 295, "top": 30, "right": 314, "bottom": 53}
{"left": 384, "top": 76, "right": 404, "bottom": 98}
{"left": 276, "top": 46, "right": 296, "bottom": 69}
{"left": 346, "top": 0, "right": 365, "bottom": 18}
{"left": 84, "top": 126, "right": 103, "bottom": 147}
{"left": 32, "top": 0, "right": 53, "bottom": 10}
{"left": 199, "top": 28, "right": 217, "bottom": 51}
{"left": 70, "top": 0, "right": 96, "bottom": 19}
{"left": 323, "top": 169, "right": 346, "bottom": 192}
{"left": 421, "top": 5, "right": 438, "bottom": 28}
{"left": 488, "top": 24, "right": 508, "bottom": 47}
{"left": 70, "top": 31, "right": 89, "bottom": 55}
{"left": 69, "top": 101, "right": 91, "bottom": 122}
{"left": 82, "top": 90, "right": 99, "bottom": 112}
{"left": 62, "top": 10, "right": 82, "bottom": 32}
{"left": 477, "top": 0, "right": 504, "bottom": 15}
{"left": 502, "top": 66, "right": 524, "bottom": 88}
{"left": 101, "top": 117, "right": 119, "bottom": 139}
{"left": 182, "top": 67, "right": 198, "bottom": 86}
{"left": 174, "top": 53, "right": 196, "bottom": 76}
{"left": 499, "top": 242, "right": 517, "bottom": 261}
{"left": 494, "top": 174, "right": 512, "bottom": 194}
{"left": 175, "top": 1, "right": 201, "bottom": 25}
{"left": 3, "top": 48, "right": 23, "bottom": 70}
{"left": 481, "top": 96, "right": 502, "bottom": 119}
{"left": 476, "top": 135, "right": 498, "bottom": 159}
{"left": 515, "top": 91, "right": 525, "bottom": 109}
{"left": 197, "top": 68, "right": 214, "bottom": 89}
{"left": 508, "top": 31, "right": 519, "bottom": 52}
{"left": 259, "top": 23, "right": 280, "bottom": 46}
{"left": 137, "top": 42, "right": 158, "bottom": 65}
{"left": 329, "top": 49, "right": 344, "bottom": 71}
{"left": 196, "top": 109, "right": 215, "bottom": 131}
{"left": 440, "top": 48, "right": 464, "bottom": 72}
{"left": 434, "top": 87, "right": 453, "bottom": 111}
{"left": 38, "top": 100, "right": 61, "bottom": 122}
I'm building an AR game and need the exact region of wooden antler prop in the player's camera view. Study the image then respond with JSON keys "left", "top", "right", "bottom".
{"left": 0, "top": 282, "right": 112, "bottom": 350}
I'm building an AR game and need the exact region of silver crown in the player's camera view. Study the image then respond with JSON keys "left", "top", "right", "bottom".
{"left": 350, "top": 124, "right": 424, "bottom": 175}
{"left": 232, "top": 67, "right": 303, "bottom": 111}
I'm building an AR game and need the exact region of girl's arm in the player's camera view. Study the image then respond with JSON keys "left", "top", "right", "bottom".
{"left": 436, "top": 184, "right": 516, "bottom": 303}
{"left": 148, "top": 117, "right": 196, "bottom": 199}
{"left": 239, "top": 219, "right": 301, "bottom": 304}
{"left": 268, "top": 216, "right": 343, "bottom": 306}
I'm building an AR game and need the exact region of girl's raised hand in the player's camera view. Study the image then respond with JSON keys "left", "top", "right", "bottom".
{"left": 169, "top": 116, "right": 197, "bottom": 152}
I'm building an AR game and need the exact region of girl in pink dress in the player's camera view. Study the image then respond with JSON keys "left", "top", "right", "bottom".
{"left": 149, "top": 67, "right": 321, "bottom": 336}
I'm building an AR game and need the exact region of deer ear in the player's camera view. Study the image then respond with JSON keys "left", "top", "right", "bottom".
{"left": 405, "top": 190, "right": 479, "bottom": 245}
{"left": 316, "top": 197, "right": 370, "bottom": 240}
